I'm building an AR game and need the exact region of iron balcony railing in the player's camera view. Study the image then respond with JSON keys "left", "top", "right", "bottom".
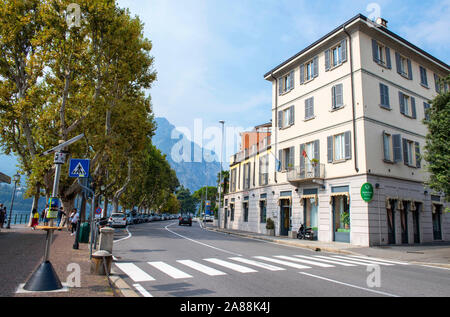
{"left": 287, "top": 163, "right": 325, "bottom": 182}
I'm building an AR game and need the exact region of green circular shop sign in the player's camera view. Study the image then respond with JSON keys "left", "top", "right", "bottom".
{"left": 361, "top": 183, "right": 374, "bottom": 203}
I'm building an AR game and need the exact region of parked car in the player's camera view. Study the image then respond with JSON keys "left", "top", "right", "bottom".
{"left": 179, "top": 214, "right": 192, "bottom": 226}
{"left": 126, "top": 214, "right": 135, "bottom": 225}
{"left": 109, "top": 213, "right": 127, "bottom": 228}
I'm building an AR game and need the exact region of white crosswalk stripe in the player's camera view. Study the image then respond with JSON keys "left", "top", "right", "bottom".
{"left": 148, "top": 261, "right": 193, "bottom": 279}
{"left": 229, "top": 257, "right": 286, "bottom": 271}
{"left": 331, "top": 256, "right": 395, "bottom": 266}
{"left": 347, "top": 255, "right": 409, "bottom": 265}
{"left": 204, "top": 258, "right": 258, "bottom": 273}
{"left": 274, "top": 255, "right": 335, "bottom": 268}
{"left": 313, "top": 256, "right": 378, "bottom": 266}
{"left": 254, "top": 256, "right": 311, "bottom": 269}
{"left": 293, "top": 255, "right": 357, "bottom": 267}
{"left": 115, "top": 263, "right": 155, "bottom": 282}
{"left": 177, "top": 260, "right": 227, "bottom": 276}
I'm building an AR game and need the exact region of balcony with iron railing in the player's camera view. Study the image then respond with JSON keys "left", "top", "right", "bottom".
{"left": 287, "top": 163, "right": 325, "bottom": 184}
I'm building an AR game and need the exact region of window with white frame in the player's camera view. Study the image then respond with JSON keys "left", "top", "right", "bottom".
{"left": 334, "top": 133, "right": 345, "bottom": 161}
{"left": 395, "top": 52, "right": 413, "bottom": 80}
{"left": 402, "top": 138, "right": 421, "bottom": 168}
{"left": 325, "top": 40, "right": 347, "bottom": 71}
{"left": 278, "top": 106, "right": 295, "bottom": 129}
{"left": 278, "top": 71, "right": 295, "bottom": 95}
{"left": 399, "top": 92, "right": 417, "bottom": 119}
{"left": 327, "top": 131, "right": 351, "bottom": 163}
{"left": 305, "top": 97, "right": 314, "bottom": 120}
{"left": 420, "top": 66, "right": 428, "bottom": 87}
{"left": 332, "top": 84, "right": 344, "bottom": 109}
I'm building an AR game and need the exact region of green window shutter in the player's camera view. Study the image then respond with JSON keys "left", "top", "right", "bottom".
{"left": 407, "top": 59, "right": 413, "bottom": 80}
{"left": 327, "top": 136, "right": 333, "bottom": 163}
{"left": 415, "top": 142, "right": 421, "bottom": 168}
{"left": 395, "top": 52, "right": 401, "bottom": 74}
{"left": 341, "top": 39, "right": 347, "bottom": 63}
{"left": 399, "top": 92, "right": 405, "bottom": 115}
{"left": 344, "top": 131, "right": 352, "bottom": 160}
{"left": 402, "top": 138, "right": 409, "bottom": 165}
{"left": 411, "top": 97, "right": 417, "bottom": 119}
{"left": 325, "top": 49, "right": 331, "bottom": 71}
{"left": 393, "top": 134, "right": 402, "bottom": 163}
{"left": 372, "top": 39, "right": 379, "bottom": 62}
{"left": 289, "top": 106, "right": 295, "bottom": 126}
{"left": 289, "top": 71, "right": 295, "bottom": 90}
{"left": 300, "top": 64, "right": 305, "bottom": 84}
{"left": 313, "top": 56, "right": 319, "bottom": 77}
{"left": 335, "top": 84, "right": 343, "bottom": 107}
{"left": 385, "top": 47, "right": 392, "bottom": 69}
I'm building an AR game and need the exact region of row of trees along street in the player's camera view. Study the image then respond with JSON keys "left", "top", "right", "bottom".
{"left": 0, "top": 0, "right": 179, "bottom": 221}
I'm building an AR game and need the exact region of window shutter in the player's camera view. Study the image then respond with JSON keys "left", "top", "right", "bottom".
{"left": 314, "top": 139, "right": 320, "bottom": 177}
{"left": 372, "top": 39, "right": 379, "bottom": 62}
{"left": 380, "top": 83, "right": 386, "bottom": 107}
{"left": 327, "top": 136, "right": 333, "bottom": 163}
{"left": 415, "top": 142, "right": 421, "bottom": 168}
{"left": 289, "top": 106, "right": 295, "bottom": 125}
{"left": 278, "top": 111, "right": 283, "bottom": 129}
{"left": 331, "top": 85, "right": 336, "bottom": 109}
{"left": 411, "top": 97, "right": 417, "bottom": 119}
{"left": 420, "top": 67, "right": 428, "bottom": 86}
{"left": 424, "top": 102, "right": 431, "bottom": 121}
{"left": 399, "top": 92, "right": 405, "bottom": 115}
{"left": 393, "top": 134, "right": 402, "bottom": 163}
{"left": 395, "top": 52, "right": 401, "bottom": 74}
{"left": 402, "top": 138, "right": 409, "bottom": 165}
{"left": 289, "top": 71, "right": 294, "bottom": 90}
{"left": 300, "top": 64, "right": 305, "bottom": 84}
{"left": 278, "top": 78, "right": 283, "bottom": 96}
{"left": 310, "top": 98, "right": 314, "bottom": 118}
{"left": 289, "top": 147, "right": 295, "bottom": 170}
{"left": 407, "top": 59, "right": 413, "bottom": 80}
{"left": 341, "top": 39, "right": 347, "bottom": 63}
{"left": 385, "top": 47, "right": 392, "bottom": 69}
{"left": 336, "top": 84, "right": 343, "bottom": 107}
{"left": 434, "top": 74, "right": 440, "bottom": 93}
{"left": 300, "top": 144, "right": 305, "bottom": 178}
{"left": 344, "top": 131, "right": 352, "bottom": 160}
{"left": 313, "top": 56, "right": 319, "bottom": 78}
{"left": 382, "top": 132, "right": 390, "bottom": 161}
{"left": 325, "top": 49, "right": 331, "bottom": 71}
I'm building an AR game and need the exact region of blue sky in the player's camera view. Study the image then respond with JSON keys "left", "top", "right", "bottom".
{"left": 116, "top": 0, "right": 450, "bottom": 139}
{"left": 1, "top": 0, "right": 449, "bottom": 173}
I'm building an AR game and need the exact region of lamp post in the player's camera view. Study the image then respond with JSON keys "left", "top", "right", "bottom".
{"left": 218, "top": 120, "right": 225, "bottom": 229}
{"left": 6, "top": 174, "right": 20, "bottom": 229}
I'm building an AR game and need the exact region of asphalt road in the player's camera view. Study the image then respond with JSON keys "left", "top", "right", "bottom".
{"left": 112, "top": 220, "right": 450, "bottom": 297}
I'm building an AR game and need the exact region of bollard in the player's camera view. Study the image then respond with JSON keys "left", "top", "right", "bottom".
{"left": 90, "top": 250, "right": 112, "bottom": 275}
{"left": 98, "top": 227, "right": 114, "bottom": 254}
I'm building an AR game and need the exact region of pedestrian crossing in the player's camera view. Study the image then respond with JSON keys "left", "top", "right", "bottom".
{"left": 115, "top": 254, "right": 409, "bottom": 286}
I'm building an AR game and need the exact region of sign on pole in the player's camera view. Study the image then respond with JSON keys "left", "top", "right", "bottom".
{"left": 69, "top": 159, "right": 90, "bottom": 178}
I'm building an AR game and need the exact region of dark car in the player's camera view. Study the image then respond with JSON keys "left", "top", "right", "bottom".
{"left": 179, "top": 214, "right": 192, "bottom": 226}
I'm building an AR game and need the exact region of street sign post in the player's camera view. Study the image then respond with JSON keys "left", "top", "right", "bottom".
{"left": 69, "top": 159, "right": 90, "bottom": 178}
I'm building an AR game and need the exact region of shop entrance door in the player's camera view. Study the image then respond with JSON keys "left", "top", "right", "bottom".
{"left": 433, "top": 205, "right": 442, "bottom": 240}
{"left": 400, "top": 206, "right": 408, "bottom": 244}
{"left": 387, "top": 202, "right": 396, "bottom": 245}
{"left": 303, "top": 198, "right": 318, "bottom": 240}
{"left": 332, "top": 195, "right": 350, "bottom": 243}
{"left": 280, "top": 199, "right": 291, "bottom": 236}
{"left": 412, "top": 203, "right": 420, "bottom": 244}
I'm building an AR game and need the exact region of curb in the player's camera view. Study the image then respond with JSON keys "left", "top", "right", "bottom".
{"left": 108, "top": 268, "right": 139, "bottom": 297}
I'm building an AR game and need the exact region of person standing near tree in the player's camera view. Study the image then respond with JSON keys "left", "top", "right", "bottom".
{"left": 31, "top": 209, "right": 39, "bottom": 230}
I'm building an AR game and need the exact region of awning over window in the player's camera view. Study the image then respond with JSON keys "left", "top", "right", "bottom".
{"left": 300, "top": 194, "right": 318, "bottom": 206}
{"left": 278, "top": 196, "right": 292, "bottom": 206}
{"left": 432, "top": 203, "right": 443, "bottom": 214}
{"left": 329, "top": 192, "right": 350, "bottom": 204}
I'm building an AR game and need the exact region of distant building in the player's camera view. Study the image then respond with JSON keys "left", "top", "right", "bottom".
{"left": 222, "top": 14, "right": 449, "bottom": 246}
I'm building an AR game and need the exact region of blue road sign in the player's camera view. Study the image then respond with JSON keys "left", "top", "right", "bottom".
{"left": 69, "top": 159, "right": 90, "bottom": 178}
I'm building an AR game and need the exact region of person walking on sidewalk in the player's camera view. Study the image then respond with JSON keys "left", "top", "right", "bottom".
{"left": 57, "top": 206, "right": 66, "bottom": 228}
{"left": 31, "top": 209, "right": 39, "bottom": 230}
{"left": 0, "top": 204, "right": 5, "bottom": 228}
{"left": 41, "top": 205, "right": 49, "bottom": 226}
{"left": 70, "top": 209, "right": 79, "bottom": 236}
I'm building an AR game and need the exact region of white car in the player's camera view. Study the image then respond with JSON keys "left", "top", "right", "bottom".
{"left": 109, "top": 213, "right": 127, "bottom": 228}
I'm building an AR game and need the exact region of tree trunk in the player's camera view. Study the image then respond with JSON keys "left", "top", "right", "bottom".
{"left": 27, "top": 184, "right": 41, "bottom": 227}
{"left": 103, "top": 195, "right": 109, "bottom": 217}
{"left": 112, "top": 159, "right": 132, "bottom": 213}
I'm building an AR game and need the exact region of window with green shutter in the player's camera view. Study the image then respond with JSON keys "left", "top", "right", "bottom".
{"left": 380, "top": 83, "right": 390, "bottom": 109}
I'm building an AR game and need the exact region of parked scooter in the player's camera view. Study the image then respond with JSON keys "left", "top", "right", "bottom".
{"left": 297, "top": 224, "right": 315, "bottom": 240}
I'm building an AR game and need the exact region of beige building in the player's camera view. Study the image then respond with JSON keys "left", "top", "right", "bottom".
{"left": 222, "top": 14, "right": 449, "bottom": 246}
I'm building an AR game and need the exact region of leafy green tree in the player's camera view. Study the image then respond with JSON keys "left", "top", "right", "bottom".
{"left": 193, "top": 186, "right": 218, "bottom": 215}
{"left": 176, "top": 186, "right": 198, "bottom": 214}
{"left": 423, "top": 75, "right": 450, "bottom": 202}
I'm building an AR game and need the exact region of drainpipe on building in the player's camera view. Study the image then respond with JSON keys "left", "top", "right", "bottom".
{"left": 343, "top": 25, "right": 359, "bottom": 173}
{"left": 271, "top": 73, "right": 278, "bottom": 183}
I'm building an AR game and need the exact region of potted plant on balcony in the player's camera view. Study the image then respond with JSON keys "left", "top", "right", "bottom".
{"left": 311, "top": 158, "right": 319, "bottom": 167}
{"left": 266, "top": 218, "right": 275, "bottom": 236}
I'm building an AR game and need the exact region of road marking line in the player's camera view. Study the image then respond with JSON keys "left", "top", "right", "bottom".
{"left": 148, "top": 261, "right": 193, "bottom": 279}
{"left": 419, "top": 265, "right": 450, "bottom": 270}
{"left": 348, "top": 255, "right": 409, "bottom": 265}
{"left": 294, "top": 255, "right": 357, "bottom": 267}
{"left": 177, "top": 260, "right": 227, "bottom": 276}
{"left": 115, "top": 263, "right": 155, "bottom": 282}
{"left": 313, "top": 256, "right": 374, "bottom": 266}
{"left": 275, "top": 255, "right": 335, "bottom": 268}
{"left": 133, "top": 283, "right": 153, "bottom": 297}
{"left": 299, "top": 272, "right": 400, "bottom": 297}
{"left": 204, "top": 258, "right": 258, "bottom": 273}
{"left": 229, "top": 257, "right": 286, "bottom": 271}
{"left": 165, "top": 223, "right": 242, "bottom": 257}
{"left": 253, "top": 256, "right": 311, "bottom": 269}
{"left": 113, "top": 226, "right": 132, "bottom": 244}
{"left": 331, "top": 255, "right": 395, "bottom": 266}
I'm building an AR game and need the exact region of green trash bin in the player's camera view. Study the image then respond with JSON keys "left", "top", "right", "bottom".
{"left": 78, "top": 222, "right": 90, "bottom": 243}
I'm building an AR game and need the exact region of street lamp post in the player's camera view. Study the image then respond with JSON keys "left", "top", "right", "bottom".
{"left": 6, "top": 174, "right": 20, "bottom": 229}
{"left": 218, "top": 120, "right": 225, "bottom": 229}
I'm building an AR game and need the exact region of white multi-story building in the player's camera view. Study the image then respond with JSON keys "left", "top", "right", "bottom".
{"left": 222, "top": 14, "right": 449, "bottom": 247}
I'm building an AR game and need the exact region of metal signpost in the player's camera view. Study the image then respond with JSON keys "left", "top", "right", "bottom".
{"left": 24, "top": 134, "right": 84, "bottom": 292}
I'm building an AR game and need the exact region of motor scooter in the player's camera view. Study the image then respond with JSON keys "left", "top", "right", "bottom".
{"left": 297, "top": 224, "right": 315, "bottom": 240}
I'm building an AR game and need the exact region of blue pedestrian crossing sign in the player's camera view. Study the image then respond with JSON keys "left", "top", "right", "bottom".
{"left": 69, "top": 159, "right": 90, "bottom": 178}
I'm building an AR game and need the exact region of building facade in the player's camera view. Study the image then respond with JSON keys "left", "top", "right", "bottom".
{"left": 222, "top": 14, "right": 449, "bottom": 247}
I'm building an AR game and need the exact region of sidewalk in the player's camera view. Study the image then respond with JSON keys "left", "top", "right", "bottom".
{"left": 203, "top": 223, "right": 450, "bottom": 269}
{"left": 0, "top": 225, "right": 118, "bottom": 297}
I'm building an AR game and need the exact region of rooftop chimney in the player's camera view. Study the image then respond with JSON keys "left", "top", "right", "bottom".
{"left": 376, "top": 17, "right": 388, "bottom": 28}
